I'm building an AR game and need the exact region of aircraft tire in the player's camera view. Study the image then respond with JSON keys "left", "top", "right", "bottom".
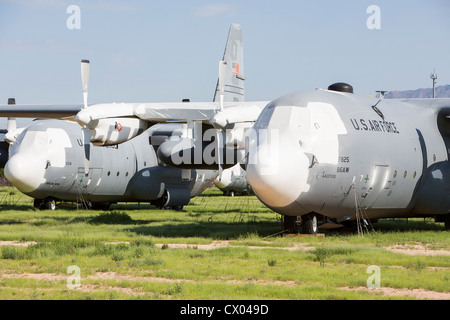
{"left": 302, "top": 213, "right": 318, "bottom": 235}
{"left": 153, "top": 191, "right": 169, "bottom": 209}
{"left": 445, "top": 214, "right": 450, "bottom": 231}
{"left": 42, "top": 199, "right": 56, "bottom": 211}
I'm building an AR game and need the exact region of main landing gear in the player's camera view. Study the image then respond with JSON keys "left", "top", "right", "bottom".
{"left": 34, "top": 198, "right": 56, "bottom": 211}
{"left": 283, "top": 213, "right": 318, "bottom": 235}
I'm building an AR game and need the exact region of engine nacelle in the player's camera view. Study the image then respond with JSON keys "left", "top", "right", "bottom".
{"left": 89, "top": 118, "right": 148, "bottom": 146}
{"left": 152, "top": 188, "right": 191, "bottom": 209}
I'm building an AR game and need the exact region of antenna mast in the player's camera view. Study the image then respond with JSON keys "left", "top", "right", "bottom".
{"left": 430, "top": 70, "right": 438, "bottom": 98}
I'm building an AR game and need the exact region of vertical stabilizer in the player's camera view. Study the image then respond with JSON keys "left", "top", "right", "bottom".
{"left": 213, "top": 23, "right": 245, "bottom": 103}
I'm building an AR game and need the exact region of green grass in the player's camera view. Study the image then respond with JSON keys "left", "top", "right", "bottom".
{"left": 0, "top": 186, "right": 449, "bottom": 300}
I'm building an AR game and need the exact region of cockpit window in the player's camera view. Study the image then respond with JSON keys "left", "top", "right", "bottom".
{"left": 254, "top": 103, "right": 275, "bottom": 130}
{"left": 10, "top": 129, "right": 48, "bottom": 158}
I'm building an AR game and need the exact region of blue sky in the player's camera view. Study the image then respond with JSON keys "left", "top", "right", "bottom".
{"left": 0, "top": 0, "right": 449, "bottom": 106}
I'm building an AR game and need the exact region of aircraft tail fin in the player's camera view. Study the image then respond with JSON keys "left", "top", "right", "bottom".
{"left": 213, "top": 23, "right": 245, "bottom": 103}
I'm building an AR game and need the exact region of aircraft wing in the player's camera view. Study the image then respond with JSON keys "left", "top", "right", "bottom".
{"left": 75, "top": 101, "right": 269, "bottom": 127}
{"left": 135, "top": 102, "right": 223, "bottom": 122}
{"left": 71, "top": 100, "right": 268, "bottom": 146}
{"left": 75, "top": 102, "right": 220, "bottom": 124}
{"left": 0, "top": 104, "right": 82, "bottom": 119}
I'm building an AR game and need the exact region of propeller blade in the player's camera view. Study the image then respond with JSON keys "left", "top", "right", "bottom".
{"left": 81, "top": 127, "right": 91, "bottom": 176}
{"left": 80, "top": 59, "right": 91, "bottom": 175}
{"left": 216, "top": 130, "right": 222, "bottom": 181}
{"left": 7, "top": 98, "right": 16, "bottom": 132}
{"left": 81, "top": 59, "right": 90, "bottom": 109}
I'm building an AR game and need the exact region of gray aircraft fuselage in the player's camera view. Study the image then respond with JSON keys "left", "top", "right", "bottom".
{"left": 246, "top": 86, "right": 450, "bottom": 223}
{"left": 4, "top": 119, "right": 216, "bottom": 208}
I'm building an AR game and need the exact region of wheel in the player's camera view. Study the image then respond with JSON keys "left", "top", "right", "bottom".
{"left": 445, "top": 214, "right": 450, "bottom": 231}
{"left": 153, "top": 190, "right": 169, "bottom": 209}
{"left": 42, "top": 199, "right": 56, "bottom": 211}
{"left": 302, "top": 213, "right": 318, "bottom": 235}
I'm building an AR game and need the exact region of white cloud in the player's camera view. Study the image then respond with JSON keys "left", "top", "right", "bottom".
{"left": 193, "top": 4, "right": 237, "bottom": 18}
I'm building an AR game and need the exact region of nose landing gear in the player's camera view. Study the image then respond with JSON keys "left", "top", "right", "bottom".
{"left": 34, "top": 198, "right": 56, "bottom": 211}
{"left": 282, "top": 213, "right": 319, "bottom": 235}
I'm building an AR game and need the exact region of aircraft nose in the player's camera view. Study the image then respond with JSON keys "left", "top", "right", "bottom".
{"left": 214, "top": 169, "right": 232, "bottom": 190}
{"left": 4, "top": 154, "right": 45, "bottom": 193}
{"left": 246, "top": 133, "right": 311, "bottom": 209}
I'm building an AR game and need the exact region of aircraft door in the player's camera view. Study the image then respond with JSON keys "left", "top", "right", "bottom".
{"left": 360, "top": 165, "right": 390, "bottom": 208}
{"left": 84, "top": 168, "right": 103, "bottom": 194}
{"left": 71, "top": 168, "right": 103, "bottom": 194}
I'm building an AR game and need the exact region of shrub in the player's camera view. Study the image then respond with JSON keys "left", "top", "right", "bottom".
{"left": 111, "top": 251, "right": 125, "bottom": 262}
{"left": 131, "top": 237, "right": 154, "bottom": 247}
{"left": 145, "top": 257, "right": 165, "bottom": 266}
{"left": 313, "top": 247, "right": 331, "bottom": 267}
{"left": 267, "top": 258, "right": 277, "bottom": 267}
{"left": 1, "top": 246, "right": 37, "bottom": 260}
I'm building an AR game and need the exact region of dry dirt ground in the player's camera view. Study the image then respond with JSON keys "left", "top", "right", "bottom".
{"left": 385, "top": 244, "right": 450, "bottom": 256}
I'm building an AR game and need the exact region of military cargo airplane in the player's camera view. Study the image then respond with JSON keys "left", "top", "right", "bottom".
{"left": 4, "top": 118, "right": 216, "bottom": 210}
{"left": 0, "top": 24, "right": 255, "bottom": 210}
{"left": 245, "top": 83, "right": 450, "bottom": 233}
